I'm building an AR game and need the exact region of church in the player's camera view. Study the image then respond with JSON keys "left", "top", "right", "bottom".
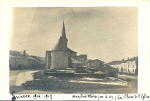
{"left": 46, "top": 21, "right": 77, "bottom": 70}
{"left": 45, "top": 21, "right": 118, "bottom": 77}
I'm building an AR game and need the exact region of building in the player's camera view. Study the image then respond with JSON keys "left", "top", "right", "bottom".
{"left": 101, "top": 64, "right": 118, "bottom": 77}
{"left": 46, "top": 21, "right": 77, "bottom": 70}
{"left": 76, "top": 54, "right": 87, "bottom": 61}
{"left": 9, "top": 50, "right": 45, "bottom": 69}
{"left": 107, "top": 57, "right": 138, "bottom": 74}
{"left": 87, "top": 59, "right": 105, "bottom": 70}
{"left": 71, "top": 57, "right": 82, "bottom": 68}
{"left": 87, "top": 59, "right": 118, "bottom": 77}
{"left": 75, "top": 54, "right": 88, "bottom": 67}
{"left": 9, "top": 50, "right": 35, "bottom": 69}
{"left": 45, "top": 21, "right": 118, "bottom": 77}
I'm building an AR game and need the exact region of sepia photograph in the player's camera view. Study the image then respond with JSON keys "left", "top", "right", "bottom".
{"left": 9, "top": 7, "right": 138, "bottom": 94}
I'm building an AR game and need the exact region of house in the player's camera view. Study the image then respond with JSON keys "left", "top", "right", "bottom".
{"left": 76, "top": 54, "right": 88, "bottom": 67}
{"left": 71, "top": 57, "right": 82, "bottom": 68}
{"left": 87, "top": 59, "right": 105, "bottom": 70}
{"left": 9, "top": 50, "right": 35, "bottom": 69}
{"left": 86, "top": 59, "right": 118, "bottom": 77}
{"left": 107, "top": 57, "right": 138, "bottom": 75}
{"left": 9, "top": 50, "right": 45, "bottom": 69}
{"left": 76, "top": 54, "right": 87, "bottom": 61}
{"left": 31, "top": 55, "right": 45, "bottom": 64}
{"left": 101, "top": 64, "right": 118, "bottom": 77}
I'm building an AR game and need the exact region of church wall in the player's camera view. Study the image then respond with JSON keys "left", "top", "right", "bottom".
{"left": 46, "top": 51, "right": 51, "bottom": 69}
{"left": 51, "top": 51, "right": 70, "bottom": 69}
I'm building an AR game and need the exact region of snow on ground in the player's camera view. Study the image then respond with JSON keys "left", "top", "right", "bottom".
{"left": 81, "top": 77, "right": 103, "bottom": 81}
{"left": 68, "top": 77, "right": 128, "bottom": 86}
{"left": 119, "top": 74, "right": 137, "bottom": 79}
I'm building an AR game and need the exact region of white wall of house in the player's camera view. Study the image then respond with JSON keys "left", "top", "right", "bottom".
{"left": 110, "top": 60, "right": 137, "bottom": 74}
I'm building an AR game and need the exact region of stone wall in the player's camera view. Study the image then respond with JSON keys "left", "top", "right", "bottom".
{"left": 51, "top": 51, "right": 70, "bottom": 69}
{"left": 46, "top": 51, "right": 51, "bottom": 69}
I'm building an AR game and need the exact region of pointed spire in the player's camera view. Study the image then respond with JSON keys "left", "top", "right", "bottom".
{"left": 62, "top": 21, "right": 67, "bottom": 39}
{"left": 52, "top": 21, "right": 68, "bottom": 51}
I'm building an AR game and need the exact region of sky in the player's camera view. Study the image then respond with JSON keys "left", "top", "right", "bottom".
{"left": 10, "top": 7, "right": 138, "bottom": 63}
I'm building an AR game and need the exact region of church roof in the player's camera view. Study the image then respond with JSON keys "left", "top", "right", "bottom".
{"left": 51, "top": 21, "right": 68, "bottom": 51}
{"left": 67, "top": 48, "right": 76, "bottom": 53}
{"left": 51, "top": 21, "right": 76, "bottom": 53}
{"left": 51, "top": 47, "right": 76, "bottom": 53}
{"left": 51, "top": 37, "right": 66, "bottom": 51}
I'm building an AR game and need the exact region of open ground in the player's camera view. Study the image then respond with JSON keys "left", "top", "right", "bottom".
{"left": 9, "top": 70, "right": 137, "bottom": 94}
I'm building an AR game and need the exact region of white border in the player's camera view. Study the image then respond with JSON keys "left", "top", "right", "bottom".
{"left": 0, "top": 0, "right": 150, "bottom": 100}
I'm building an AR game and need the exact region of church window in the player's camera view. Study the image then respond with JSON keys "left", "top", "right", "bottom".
{"left": 133, "top": 69, "right": 134, "bottom": 72}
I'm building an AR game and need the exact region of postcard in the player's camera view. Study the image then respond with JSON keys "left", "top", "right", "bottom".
{"left": 0, "top": 0, "right": 150, "bottom": 100}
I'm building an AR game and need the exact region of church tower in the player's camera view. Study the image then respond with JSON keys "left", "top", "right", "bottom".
{"left": 49, "top": 21, "right": 71, "bottom": 70}
{"left": 52, "top": 21, "right": 68, "bottom": 51}
{"left": 46, "top": 21, "right": 77, "bottom": 70}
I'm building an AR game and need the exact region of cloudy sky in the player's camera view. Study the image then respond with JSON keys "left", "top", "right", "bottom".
{"left": 10, "top": 7, "right": 138, "bottom": 62}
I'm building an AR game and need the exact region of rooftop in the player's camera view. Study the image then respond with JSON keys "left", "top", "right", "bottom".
{"left": 106, "top": 56, "right": 138, "bottom": 65}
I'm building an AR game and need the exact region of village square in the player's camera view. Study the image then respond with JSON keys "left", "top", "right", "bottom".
{"left": 9, "top": 21, "right": 138, "bottom": 94}
{"left": 9, "top": 7, "right": 138, "bottom": 94}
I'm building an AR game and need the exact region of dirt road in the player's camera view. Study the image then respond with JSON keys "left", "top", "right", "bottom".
{"left": 10, "top": 70, "right": 63, "bottom": 94}
{"left": 9, "top": 70, "right": 38, "bottom": 94}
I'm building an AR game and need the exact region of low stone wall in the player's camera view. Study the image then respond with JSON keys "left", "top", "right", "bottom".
{"left": 44, "top": 72, "right": 106, "bottom": 78}
{"left": 74, "top": 73, "right": 106, "bottom": 78}
{"left": 44, "top": 72, "right": 75, "bottom": 77}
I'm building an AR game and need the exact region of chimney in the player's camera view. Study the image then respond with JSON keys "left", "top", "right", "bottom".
{"left": 23, "top": 50, "right": 26, "bottom": 56}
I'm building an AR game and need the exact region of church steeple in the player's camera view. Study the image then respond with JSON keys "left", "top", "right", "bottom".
{"left": 61, "top": 21, "right": 67, "bottom": 39}
{"left": 52, "top": 21, "right": 68, "bottom": 51}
